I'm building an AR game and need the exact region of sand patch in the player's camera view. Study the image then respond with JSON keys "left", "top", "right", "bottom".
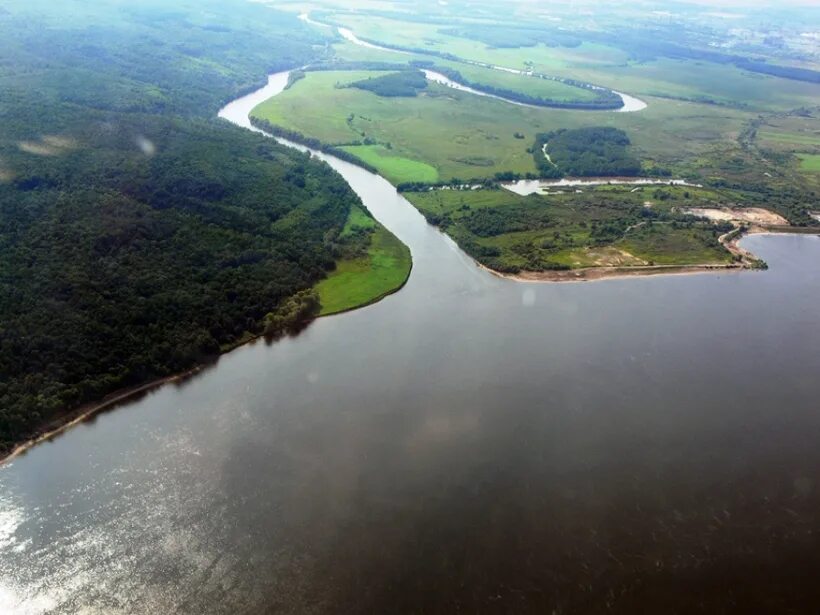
{"left": 582, "top": 246, "right": 647, "bottom": 267}
{"left": 683, "top": 207, "right": 788, "bottom": 226}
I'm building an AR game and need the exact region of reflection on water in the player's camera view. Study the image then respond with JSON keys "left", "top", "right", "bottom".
{"left": 2, "top": 77, "right": 820, "bottom": 613}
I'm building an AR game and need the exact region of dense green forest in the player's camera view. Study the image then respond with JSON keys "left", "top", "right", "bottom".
{"left": 0, "top": 0, "right": 359, "bottom": 453}
{"left": 349, "top": 70, "right": 429, "bottom": 97}
{"left": 534, "top": 128, "right": 642, "bottom": 177}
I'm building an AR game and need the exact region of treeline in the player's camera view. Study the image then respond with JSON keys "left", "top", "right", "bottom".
{"left": 589, "top": 30, "right": 820, "bottom": 85}
{"left": 348, "top": 70, "right": 428, "bottom": 97}
{"left": 0, "top": 1, "right": 330, "bottom": 118}
{"left": 460, "top": 206, "right": 554, "bottom": 237}
{"left": 250, "top": 118, "right": 380, "bottom": 174}
{"left": 420, "top": 64, "right": 623, "bottom": 110}
{"left": 285, "top": 70, "right": 306, "bottom": 90}
{"left": 0, "top": 114, "right": 358, "bottom": 453}
{"left": 533, "top": 128, "right": 642, "bottom": 177}
{"left": 0, "top": 0, "right": 356, "bottom": 454}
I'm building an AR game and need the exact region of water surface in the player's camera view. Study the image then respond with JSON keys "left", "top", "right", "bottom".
{"left": 2, "top": 76, "right": 820, "bottom": 614}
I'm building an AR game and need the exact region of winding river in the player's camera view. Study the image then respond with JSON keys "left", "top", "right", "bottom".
{"left": 2, "top": 72, "right": 820, "bottom": 613}
{"left": 331, "top": 17, "right": 648, "bottom": 112}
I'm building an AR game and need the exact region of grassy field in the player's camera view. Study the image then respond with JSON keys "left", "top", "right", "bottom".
{"left": 315, "top": 205, "right": 411, "bottom": 315}
{"left": 797, "top": 153, "right": 820, "bottom": 173}
{"left": 252, "top": 70, "right": 542, "bottom": 181}
{"left": 328, "top": 13, "right": 820, "bottom": 112}
{"left": 433, "top": 60, "right": 600, "bottom": 102}
{"left": 751, "top": 111, "right": 820, "bottom": 186}
{"left": 252, "top": 69, "right": 757, "bottom": 183}
{"left": 331, "top": 13, "right": 629, "bottom": 73}
{"left": 404, "top": 186, "right": 735, "bottom": 272}
{"left": 339, "top": 144, "right": 439, "bottom": 184}
{"left": 759, "top": 131, "right": 820, "bottom": 147}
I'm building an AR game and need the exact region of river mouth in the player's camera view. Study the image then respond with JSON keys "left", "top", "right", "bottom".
{"left": 2, "top": 71, "right": 820, "bottom": 614}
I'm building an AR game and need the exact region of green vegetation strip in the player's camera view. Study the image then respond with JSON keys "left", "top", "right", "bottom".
{"left": 338, "top": 145, "right": 439, "bottom": 184}
{"left": 316, "top": 212, "right": 411, "bottom": 316}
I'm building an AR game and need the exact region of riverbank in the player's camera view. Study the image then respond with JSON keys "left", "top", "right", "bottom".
{"left": 475, "top": 225, "right": 818, "bottom": 283}
{"left": 0, "top": 242, "right": 412, "bottom": 466}
{"left": 316, "top": 222, "right": 412, "bottom": 316}
{"left": 330, "top": 19, "right": 645, "bottom": 112}
{"left": 0, "top": 366, "right": 210, "bottom": 465}
{"left": 479, "top": 260, "right": 743, "bottom": 283}
{"left": 1, "top": 71, "right": 415, "bottom": 466}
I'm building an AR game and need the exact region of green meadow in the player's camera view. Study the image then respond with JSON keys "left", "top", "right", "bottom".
{"left": 339, "top": 144, "right": 439, "bottom": 184}
{"left": 796, "top": 154, "right": 820, "bottom": 173}
{"left": 328, "top": 13, "right": 820, "bottom": 112}
{"left": 315, "top": 206, "right": 411, "bottom": 315}
{"left": 432, "top": 60, "right": 601, "bottom": 103}
{"left": 252, "top": 70, "right": 541, "bottom": 181}
{"left": 252, "top": 69, "right": 756, "bottom": 183}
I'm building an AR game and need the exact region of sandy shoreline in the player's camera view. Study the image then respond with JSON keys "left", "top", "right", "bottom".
{"left": 474, "top": 226, "right": 817, "bottom": 284}
{"left": 477, "top": 260, "right": 744, "bottom": 283}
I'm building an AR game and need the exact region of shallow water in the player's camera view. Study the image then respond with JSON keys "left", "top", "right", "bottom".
{"left": 2, "top": 74, "right": 820, "bottom": 614}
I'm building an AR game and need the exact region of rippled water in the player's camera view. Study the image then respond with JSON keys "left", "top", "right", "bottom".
{"left": 2, "top": 74, "right": 820, "bottom": 614}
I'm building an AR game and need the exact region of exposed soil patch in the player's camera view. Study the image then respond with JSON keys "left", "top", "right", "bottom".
{"left": 683, "top": 207, "right": 789, "bottom": 226}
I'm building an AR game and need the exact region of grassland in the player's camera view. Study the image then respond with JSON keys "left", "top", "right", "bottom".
{"left": 330, "top": 13, "right": 629, "bottom": 74}
{"left": 759, "top": 131, "right": 820, "bottom": 147}
{"left": 796, "top": 154, "right": 820, "bottom": 173}
{"left": 433, "top": 59, "right": 600, "bottom": 103}
{"left": 327, "top": 13, "right": 820, "bottom": 112}
{"left": 749, "top": 110, "right": 820, "bottom": 187}
{"left": 338, "top": 144, "right": 439, "bottom": 184}
{"left": 252, "top": 69, "right": 759, "bottom": 184}
{"left": 620, "top": 224, "right": 732, "bottom": 265}
{"left": 315, "top": 205, "right": 411, "bottom": 315}
{"left": 251, "top": 70, "right": 541, "bottom": 181}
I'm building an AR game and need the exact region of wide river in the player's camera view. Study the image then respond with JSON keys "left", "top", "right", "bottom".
{"left": 2, "top": 72, "right": 820, "bottom": 614}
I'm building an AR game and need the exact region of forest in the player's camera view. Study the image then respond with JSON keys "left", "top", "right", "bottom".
{"left": 349, "top": 70, "right": 429, "bottom": 97}
{"left": 533, "top": 128, "right": 642, "bottom": 177}
{"left": 0, "top": 0, "right": 355, "bottom": 453}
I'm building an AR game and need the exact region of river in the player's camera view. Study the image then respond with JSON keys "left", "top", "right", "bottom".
{"left": 2, "top": 72, "right": 820, "bottom": 614}
{"left": 333, "top": 18, "right": 648, "bottom": 112}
